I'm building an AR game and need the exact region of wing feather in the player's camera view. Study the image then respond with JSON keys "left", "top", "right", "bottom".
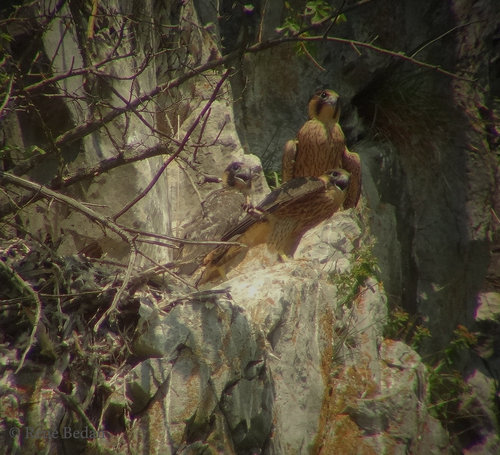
{"left": 341, "top": 148, "right": 361, "bottom": 209}
{"left": 220, "top": 177, "right": 324, "bottom": 241}
{"left": 282, "top": 139, "right": 298, "bottom": 183}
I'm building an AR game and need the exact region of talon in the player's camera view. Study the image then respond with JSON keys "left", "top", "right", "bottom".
{"left": 244, "top": 204, "right": 264, "bottom": 218}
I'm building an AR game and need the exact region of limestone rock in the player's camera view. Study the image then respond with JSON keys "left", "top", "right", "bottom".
{"left": 117, "top": 208, "right": 450, "bottom": 453}
{"left": 127, "top": 295, "right": 272, "bottom": 454}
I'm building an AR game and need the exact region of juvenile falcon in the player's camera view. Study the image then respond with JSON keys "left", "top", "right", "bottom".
{"left": 282, "top": 89, "right": 361, "bottom": 208}
{"left": 198, "top": 168, "right": 350, "bottom": 284}
{"left": 175, "top": 161, "right": 257, "bottom": 275}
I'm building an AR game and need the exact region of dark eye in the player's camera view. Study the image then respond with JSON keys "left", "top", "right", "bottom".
{"left": 320, "top": 91, "right": 327, "bottom": 99}
{"left": 231, "top": 163, "right": 241, "bottom": 171}
{"left": 329, "top": 171, "right": 341, "bottom": 184}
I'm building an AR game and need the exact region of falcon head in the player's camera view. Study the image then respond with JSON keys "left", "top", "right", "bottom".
{"left": 327, "top": 168, "right": 350, "bottom": 191}
{"left": 222, "top": 161, "right": 255, "bottom": 192}
{"left": 308, "top": 89, "right": 341, "bottom": 124}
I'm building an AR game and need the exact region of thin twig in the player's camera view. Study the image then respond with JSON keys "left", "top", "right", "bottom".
{"left": 176, "top": 161, "right": 205, "bottom": 216}
{"left": 299, "top": 42, "right": 326, "bottom": 71}
{"left": 0, "top": 260, "right": 42, "bottom": 374}
{"left": 55, "top": 390, "right": 99, "bottom": 434}
{"left": 321, "top": 0, "right": 346, "bottom": 39}
{"left": 20, "top": 51, "right": 134, "bottom": 95}
{"left": 98, "top": 73, "right": 176, "bottom": 143}
{"left": 111, "top": 68, "right": 232, "bottom": 221}
{"left": 246, "top": 34, "right": 476, "bottom": 83}
{"left": 0, "top": 143, "right": 172, "bottom": 218}
{"left": 53, "top": 52, "right": 239, "bottom": 148}
{"left": 87, "top": 0, "right": 99, "bottom": 39}
{"left": 93, "top": 48, "right": 164, "bottom": 81}
{"left": 49, "top": 15, "right": 71, "bottom": 68}
{"left": 491, "top": 208, "right": 500, "bottom": 225}
{"left": 410, "top": 21, "right": 481, "bottom": 58}
{"left": 135, "top": 238, "right": 178, "bottom": 249}
{"left": 0, "top": 172, "right": 141, "bottom": 333}
{"left": 0, "top": 74, "right": 14, "bottom": 119}
{"left": 0, "top": 172, "right": 134, "bottom": 245}
{"left": 136, "top": 249, "right": 195, "bottom": 289}
{"left": 192, "top": 107, "right": 211, "bottom": 163}
{"left": 93, "top": 239, "right": 137, "bottom": 333}
{"left": 1, "top": 17, "right": 477, "bottom": 221}
{"left": 313, "top": 36, "right": 476, "bottom": 82}
{"left": 118, "top": 224, "right": 247, "bottom": 247}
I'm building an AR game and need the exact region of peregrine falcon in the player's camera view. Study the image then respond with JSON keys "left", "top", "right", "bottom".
{"left": 175, "top": 161, "right": 257, "bottom": 275}
{"left": 282, "top": 89, "right": 361, "bottom": 208}
{"left": 198, "top": 168, "right": 350, "bottom": 285}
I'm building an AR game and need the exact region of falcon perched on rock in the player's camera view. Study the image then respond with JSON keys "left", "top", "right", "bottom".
{"left": 175, "top": 161, "right": 258, "bottom": 275}
{"left": 198, "top": 168, "right": 350, "bottom": 285}
{"left": 282, "top": 89, "right": 361, "bottom": 209}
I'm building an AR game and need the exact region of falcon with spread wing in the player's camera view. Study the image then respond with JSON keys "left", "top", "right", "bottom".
{"left": 282, "top": 89, "right": 361, "bottom": 208}
{"left": 198, "top": 168, "right": 350, "bottom": 285}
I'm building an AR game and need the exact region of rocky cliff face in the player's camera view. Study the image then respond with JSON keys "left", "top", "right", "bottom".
{"left": 0, "top": 0, "right": 498, "bottom": 454}
{"left": 224, "top": 0, "right": 500, "bottom": 450}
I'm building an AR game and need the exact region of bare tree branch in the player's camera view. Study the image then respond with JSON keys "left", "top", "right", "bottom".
{"left": 247, "top": 35, "right": 476, "bottom": 83}
{"left": 0, "top": 141, "right": 224, "bottom": 219}
{"left": 0, "top": 171, "right": 134, "bottom": 245}
{"left": 0, "top": 74, "right": 14, "bottom": 119}
{"left": 136, "top": 249, "right": 195, "bottom": 289}
{"left": 0, "top": 7, "right": 477, "bottom": 224}
{"left": 93, "top": 241, "right": 137, "bottom": 333}
{"left": 0, "top": 259, "right": 42, "bottom": 373}
{"left": 111, "top": 68, "right": 232, "bottom": 221}
{"left": 52, "top": 51, "right": 240, "bottom": 148}
{"left": 0, "top": 144, "right": 168, "bottom": 218}
{"left": 0, "top": 171, "right": 139, "bottom": 332}
{"left": 118, "top": 224, "right": 246, "bottom": 248}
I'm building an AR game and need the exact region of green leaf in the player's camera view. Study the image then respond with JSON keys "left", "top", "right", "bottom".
{"left": 276, "top": 17, "right": 300, "bottom": 36}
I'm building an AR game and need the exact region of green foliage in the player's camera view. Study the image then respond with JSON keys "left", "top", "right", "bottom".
{"left": 264, "top": 170, "right": 282, "bottom": 190}
{"left": 384, "top": 306, "right": 431, "bottom": 350}
{"left": 427, "top": 367, "right": 467, "bottom": 424}
{"left": 0, "top": 32, "right": 13, "bottom": 86}
{"left": 384, "top": 301, "right": 479, "bottom": 429}
{"left": 276, "top": 15, "right": 301, "bottom": 37}
{"left": 427, "top": 325, "right": 477, "bottom": 424}
{"left": 305, "top": 1, "right": 334, "bottom": 24}
{"left": 0, "top": 31, "right": 13, "bottom": 53}
{"left": 0, "top": 145, "right": 47, "bottom": 161}
{"left": 442, "top": 324, "right": 478, "bottom": 366}
{"left": 385, "top": 310, "right": 478, "bottom": 429}
{"left": 330, "top": 243, "right": 378, "bottom": 308}
{"left": 277, "top": 0, "right": 346, "bottom": 36}
{"left": 276, "top": 0, "right": 346, "bottom": 60}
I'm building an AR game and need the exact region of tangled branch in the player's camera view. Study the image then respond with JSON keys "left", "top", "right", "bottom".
{"left": 112, "top": 68, "right": 232, "bottom": 221}
{"left": 0, "top": 171, "right": 137, "bottom": 332}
